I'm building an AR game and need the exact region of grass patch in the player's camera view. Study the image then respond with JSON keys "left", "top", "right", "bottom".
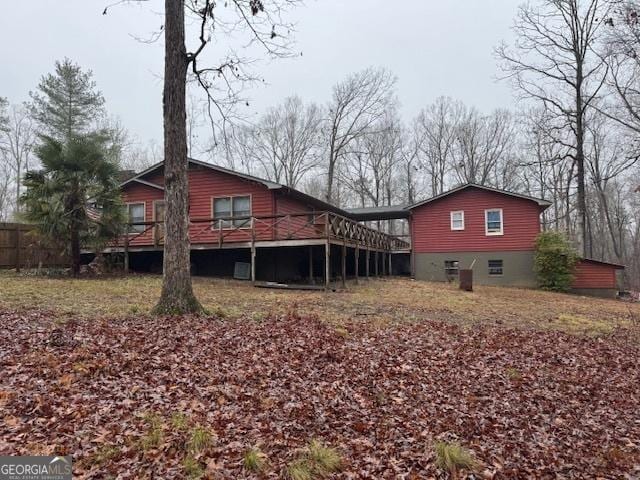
{"left": 434, "top": 440, "right": 477, "bottom": 475}
{"left": 183, "top": 455, "right": 205, "bottom": 479}
{"left": 139, "top": 412, "right": 163, "bottom": 451}
{"left": 287, "top": 439, "right": 342, "bottom": 479}
{"left": 556, "top": 313, "right": 615, "bottom": 336}
{"left": 92, "top": 444, "right": 120, "bottom": 464}
{"left": 287, "top": 458, "right": 313, "bottom": 480}
{"left": 186, "top": 425, "right": 213, "bottom": 454}
{"left": 243, "top": 446, "right": 268, "bottom": 473}
{"left": 171, "top": 412, "right": 189, "bottom": 432}
{"left": 505, "top": 367, "right": 522, "bottom": 381}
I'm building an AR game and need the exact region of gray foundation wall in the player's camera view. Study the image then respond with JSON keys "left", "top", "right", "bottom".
{"left": 414, "top": 251, "right": 537, "bottom": 287}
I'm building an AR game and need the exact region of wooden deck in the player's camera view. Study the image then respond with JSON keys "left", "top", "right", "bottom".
{"left": 104, "top": 211, "right": 410, "bottom": 289}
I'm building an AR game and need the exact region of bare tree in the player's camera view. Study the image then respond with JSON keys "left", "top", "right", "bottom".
{"left": 584, "top": 111, "right": 638, "bottom": 258}
{"left": 246, "top": 96, "right": 322, "bottom": 188}
{"left": 413, "top": 97, "right": 462, "bottom": 195}
{"left": 452, "top": 107, "right": 516, "bottom": 189}
{"left": 341, "top": 109, "right": 402, "bottom": 208}
{"left": 105, "top": 0, "right": 300, "bottom": 314}
{"left": 325, "top": 67, "right": 396, "bottom": 203}
{"left": 517, "top": 107, "right": 574, "bottom": 230}
{"left": 601, "top": 1, "right": 640, "bottom": 133}
{"left": 0, "top": 105, "right": 36, "bottom": 216}
{"left": 497, "top": 0, "right": 610, "bottom": 256}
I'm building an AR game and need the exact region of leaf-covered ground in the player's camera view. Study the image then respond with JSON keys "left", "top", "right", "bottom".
{"left": 1, "top": 274, "right": 640, "bottom": 478}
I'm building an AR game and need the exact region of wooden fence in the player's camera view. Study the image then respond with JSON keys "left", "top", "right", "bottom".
{"left": 0, "top": 223, "right": 68, "bottom": 271}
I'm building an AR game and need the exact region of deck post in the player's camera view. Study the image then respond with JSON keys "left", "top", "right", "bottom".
{"left": 324, "top": 241, "right": 330, "bottom": 289}
{"left": 308, "top": 246, "right": 314, "bottom": 284}
{"left": 251, "top": 218, "right": 256, "bottom": 285}
{"left": 365, "top": 249, "right": 370, "bottom": 280}
{"left": 124, "top": 234, "right": 129, "bottom": 275}
{"left": 341, "top": 242, "right": 346, "bottom": 289}
{"left": 250, "top": 244, "right": 256, "bottom": 285}
{"left": 354, "top": 245, "right": 359, "bottom": 285}
{"left": 375, "top": 250, "right": 379, "bottom": 277}
{"left": 388, "top": 251, "right": 392, "bottom": 276}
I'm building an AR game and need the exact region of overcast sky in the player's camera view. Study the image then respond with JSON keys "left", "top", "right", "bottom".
{"left": 0, "top": 0, "right": 520, "bottom": 151}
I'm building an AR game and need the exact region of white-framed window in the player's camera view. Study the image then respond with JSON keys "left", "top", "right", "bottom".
{"left": 488, "top": 259, "right": 503, "bottom": 276}
{"left": 212, "top": 195, "right": 251, "bottom": 228}
{"left": 485, "top": 208, "right": 503, "bottom": 236}
{"left": 444, "top": 260, "right": 459, "bottom": 277}
{"left": 450, "top": 210, "right": 465, "bottom": 230}
{"left": 126, "top": 202, "right": 145, "bottom": 233}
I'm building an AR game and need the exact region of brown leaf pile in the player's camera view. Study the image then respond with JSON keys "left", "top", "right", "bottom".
{"left": 1, "top": 308, "right": 639, "bottom": 479}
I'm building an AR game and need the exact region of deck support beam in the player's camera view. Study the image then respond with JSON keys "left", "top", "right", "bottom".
{"left": 251, "top": 219, "right": 256, "bottom": 285}
{"left": 341, "top": 242, "right": 347, "bottom": 289}
{"left": 365, "top": 249, "right": 370, "bottom": 280}
{"left": 354, "top": 246, "right": 359, "bottom": 285}
{"left": 388, "top": 252, "right": 392, "bottom": 276}
{"left": 250, "top": 244, "right": 256, "bottom": 285}
{"left": 324, "top": 241, "right": 330, "bottom": 290}
{"left": 375, "top": 251, "right": 379, "bottom": 277}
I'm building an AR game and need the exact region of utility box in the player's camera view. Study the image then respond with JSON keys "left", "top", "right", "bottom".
{"left": 459, "top": 269, "right": 473, "bottom": 292}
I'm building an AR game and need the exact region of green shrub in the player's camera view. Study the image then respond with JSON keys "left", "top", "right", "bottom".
{"left": 533, "top": 231, "right": 579, "bottom": 292}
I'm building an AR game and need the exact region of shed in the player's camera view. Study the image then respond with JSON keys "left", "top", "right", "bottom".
{"left": 571, "top": 258, "right": 625, "bottom": 298}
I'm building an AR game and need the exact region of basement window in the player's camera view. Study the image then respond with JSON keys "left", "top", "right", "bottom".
{"left": 450, "top": 211, "right": 465, "bottom": 230}
{"left": 444, "top": 260, "right": 459, "bottom": 277}
{"left": 213, "top": 195, "right": 251, "bottom": 228}
{"left": 127, "top": 202, "right": 145, "bottom": 233}
{"left": 488, "top": 259, "right": 503, "bottom": 276}
{"left": 485, "top": 209, "right": 504, "bottom": 236}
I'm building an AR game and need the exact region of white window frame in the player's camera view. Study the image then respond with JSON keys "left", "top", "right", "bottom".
{"left": 211, "top": 194, "right": 252, "bottom": 230}
{"left": 126, "top": 202, "right": 146, "bottom": 234}
{"left": 450, "top": 210, "right": 465, "bottom": 231}
{"left": 485, "top": 208, "right": 504, "bottom": 236}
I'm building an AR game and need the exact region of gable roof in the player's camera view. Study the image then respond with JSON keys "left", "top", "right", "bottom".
{"left": 119, "top": 158, "right": 349, "bottom": 216}
{"left": 579, "top": 258, "right": 625, "bottom": 269}
{"left": 406, "top": 183, "right": 552, "bottom": 210}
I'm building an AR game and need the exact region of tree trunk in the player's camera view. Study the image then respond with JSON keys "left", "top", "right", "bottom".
{"left": 152, "top": 0, "right": 203, "bottom": 315}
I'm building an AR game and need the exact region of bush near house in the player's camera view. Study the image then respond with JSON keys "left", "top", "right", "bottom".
{"left": 534, "top": 231, "right": 579, "bottom": 292}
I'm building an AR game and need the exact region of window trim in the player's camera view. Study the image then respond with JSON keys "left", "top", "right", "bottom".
{"left": 450, "top": 210, "right": 465, "bottom": 231}
{"left": 152, "top": 199, "right": 165, "bottom": 222}
{"left": 211, "top": 194, "right": 253, "bottom": 230}
{"left": 485, "top": 208, "right": 504, "bottom": 236}
{"left": 126, "top": 201, "right": 146, "bottom": 235}
{"left": 488, "top": 259, "right": 504, "bottom": 276}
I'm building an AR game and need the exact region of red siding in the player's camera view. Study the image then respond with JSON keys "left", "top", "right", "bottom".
{"left": 121, "top": 182, "right": 164, "bottom": 246}
{"left": 122, "top": 164, "right": 276, "bottom": 245}
{"left": 572, "top": 260, "right": 617, "bottom": 289}
{"left": 410, "top": 187, "right": 543, "bottom": 253}
{"left": 274, "top": 192, "right": 324, "bottom": 239}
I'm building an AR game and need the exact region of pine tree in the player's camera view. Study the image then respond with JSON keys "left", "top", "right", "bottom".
{"left": 28, "top": 58, "right": 105, "bottom": 140}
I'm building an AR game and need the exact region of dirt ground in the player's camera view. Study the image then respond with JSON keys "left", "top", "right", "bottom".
{"left": 1, "top": 273, "right": 639, "bottom": 479}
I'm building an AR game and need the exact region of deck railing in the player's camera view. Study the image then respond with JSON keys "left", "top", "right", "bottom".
{"left": 114, "top": 211, "right": 410, "bottom": 252}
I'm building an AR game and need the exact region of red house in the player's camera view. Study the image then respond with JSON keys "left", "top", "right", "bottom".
{"left": 113, "top": 158, "right": 408, "bottom": 286}
{"left": 405, "top": 184, "right": 551, "bottom": 287}
{"left": 113, "top": 161, "right": 624, "bottom": 296}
